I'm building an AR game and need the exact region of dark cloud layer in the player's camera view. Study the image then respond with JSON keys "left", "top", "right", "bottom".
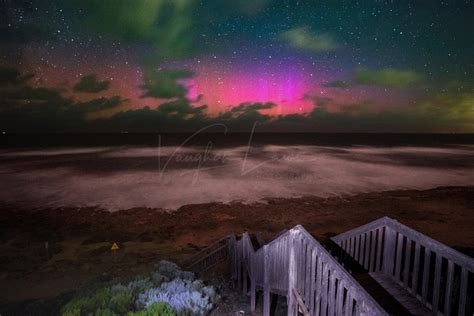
{"left": 0, "top": 67, "right": 33, "bottom": 86}
{"left": 141, "top": 69, "right": 194, "bottom": 99}
{"left": 1, "top": 68, "right": 472, "bottom": 133}
{"left": 73, "top": 75, "right": 110, "bottom": 93}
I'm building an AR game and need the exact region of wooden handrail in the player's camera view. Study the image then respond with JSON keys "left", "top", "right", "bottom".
{"left": 331, "top": 216, "right": 474, "bottom": 316}
{"left": 183, "top": 235, "right": 231, "bottom": 268}
{"left": 332, "top": 216, "right": 474, "bottom": 271}
{"left": 235, "top": 225, "right": 387, "bottom": 315}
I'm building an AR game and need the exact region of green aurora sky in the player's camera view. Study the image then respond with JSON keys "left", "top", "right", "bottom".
{"left": 0, "top": 0, "right": 473, "bottom": 133}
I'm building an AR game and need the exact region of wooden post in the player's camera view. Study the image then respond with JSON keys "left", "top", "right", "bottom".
{"left": 431, "top": 254, "right": 442, "bottom": 314}
{"left": 383, "top": 226, "right": 396, "bottom": 276}
{"left": 458, "top": 267, "right": 468, "bottom": 316}
{"left": 243, "top": 264, "right": 248, "bottom": 296}
{"left": 421, "top": 247, "right": 431, "bottom": 304}
{"left": 375, "top": 229, "right": 383, "bottom": 272}
{"left": 250, "top": 276, "right": 256, "bottom": 313}
{"left": 444, "top": 260, "right": 454, "bottom": 315}
{"left": 237, "top": 259, "right": 242, "bottom": 288}
{"left": 411, "top": 242, "right": 421, "bottom": 294}
{"left": 288, "top": 230, "right": 297, "bottom": 316}
{"left": 394, "top": 233, "right": 404, "bottom": 282}
{"left": 263, "top": 245, "right": 271, "bottom": 316}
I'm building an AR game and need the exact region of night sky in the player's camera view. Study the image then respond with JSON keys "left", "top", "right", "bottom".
{"left": 1, "top": 0, "right": 473, "bottom": 132}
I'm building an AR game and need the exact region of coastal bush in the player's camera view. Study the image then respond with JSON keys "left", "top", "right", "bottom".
{"left": 61, "top": 287, "right": 112, "bottom": 314}
{"left": 61, "top": 309, "right": 80, "bottom": 316}
{"left": 108, "top": 289, "right": 134, "bottom": 314}
{"left": 127, "top": 302, "right": 176, "bottom": 316}
{"left": 60, "top": 260, "right": 215, "bottom": 316}
{"left": 136, "top": 278, "right": 216, "bottom": 315}
{"left": 95, "top": 308, "right": 118, "bottom": 316}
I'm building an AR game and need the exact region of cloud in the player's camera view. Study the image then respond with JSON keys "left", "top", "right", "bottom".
{"left": 228, "top": 102, "right": 275, "bottom": 114}
{"left": 280, "top": 27, "right": 338, "bottom": 52}
{"left": 323, "top": 80, "right": 349, "bottom": 89}
{"left": 353, "top": 67, "right": 423, "bottom": 88}
{"left": 0, "top": 69, "right": 124, "bottom": 131}
{"left": 1, "top": 68, "right": 473, "bottom": 133}
{"left": 73, "top": 75, "right": 110, "bottom": 93}
{"left": 2, "top": 85, "right": 64, "bottom": 103}
{"left": 94, "top": 99, "right": 209, "bottom": 132}
{"left": 0, "top": 66, "right": 33, "bottom": 86}
{"left": 77, "top": 96, "right": 123, "bottom": 112}
{"left": 141, "top": 69, "right": 194, "bottom": 99}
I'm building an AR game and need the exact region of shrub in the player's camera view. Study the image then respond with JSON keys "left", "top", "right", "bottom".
{"left": 153, "top": 261, "right": 194, "bottom": 282}
{"left": 95, "top": 308, "right": 118, "bottom": 316}
{"left": 61, "top": 261, "right": 214, "bottom": 316}
{"left": 108, "top": 289, "right": 134, "bottom": 314}
{"left": 127, "top": 302, "right": 176, "bottom": 316}
{"left": 61, "top": 309, "right": 80, "bottom": 316}
{"left": 61, "top": 287, "right": 112, "bottom": 315}
{"left": 136, "top": 278, "right": 216, "bottom": 315}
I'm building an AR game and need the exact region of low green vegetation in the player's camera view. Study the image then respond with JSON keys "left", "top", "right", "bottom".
{"left": 60, "top": 261, "right": 217, "bottom": 316}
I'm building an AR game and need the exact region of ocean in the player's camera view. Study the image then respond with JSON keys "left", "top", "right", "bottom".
{"left": 0, "top": 133, "right": 473, "bottom": 211}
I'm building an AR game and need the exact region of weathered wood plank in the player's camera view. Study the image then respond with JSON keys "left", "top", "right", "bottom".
{"left": 403, "top": 238, "right": 412, "bottom": 288}
{"left": 395, "top": 233, "right": 404, "bottom": 282}
{"left": 345, "top": 292, "right": 353, "bottom": 316}
{"left": 355, "top": 235, "right": 360, "bottom": 263}
{"left": 263, "top": 245, "right": 270, "bottom": 316}
{"left": 309, "top": 249, "right": 317, "bottom": 314}
{"left": 304, "top": 244, "right": 312, "bottom": 307}
{"left": 412, "top": 241, "right": 421, "bottom": 295}
{"left": 364, "top": 232, "right": 371, "bottom": 270}
{"left": 328, "top": 269, "right": 336, "bottom": 316}
{"left": 458, "top": 267, "right": 468, "bottom": 316}
{"left": 321, "top": 262, "right": 329, "bottom": 316}
{"left": 376, "top": 228, "right": 383, "bottom": 272}
{"left": 421, "top": 247, "right": 431, "bottom": 304}
{"left": 250, "top": 276, "right": 256, "bottom": 312}
{"left": 370, "top": 230, "right": 377, "bottom": 272}
{"left": 314, "top": 254, "right": 323, "bottom": 316}
{"left": 349, "top": 239, "right": 352, "bottom": 256}
{"left": 242, "top": 263, "right": 248, "bottom": 295}
{"left": 444, "top": 260, "right": 454, "bottom": 316}
{"left": 292, "top": 288, "right": 310, "bottom": 316}
{"left": 383, "top": 226, "right": 396, "bottom": 275}
{"left": 335, "top": 278, "right": 344, "bottom": 315}
{"left": 360, "top": 234, "right": 366, "bottom": 266}
{"left": 288, "top": 231, "right": 297, "bottom": 316}
{"left": 431, "top": 254, "right": 442, "bottom": 314}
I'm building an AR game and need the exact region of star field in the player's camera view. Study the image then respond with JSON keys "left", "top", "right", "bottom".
{"left": 0, "top": 0, "right": 473, "bottom": 132}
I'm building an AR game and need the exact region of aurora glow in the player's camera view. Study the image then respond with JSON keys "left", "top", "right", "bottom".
{"left": 0, "top": 0, "right": 473, "bottom": 132}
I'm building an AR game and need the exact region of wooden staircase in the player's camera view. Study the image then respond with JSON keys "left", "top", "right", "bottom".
{"left": 184, "top": 217, "right": 473, "bottom": 315}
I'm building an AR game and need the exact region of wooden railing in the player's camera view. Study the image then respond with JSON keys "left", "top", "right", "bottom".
{"left": 234, "top": 226, "right": 387, "bottom": 316}
{"left": 331, "top": 217, "right": 474, "bottom": 316}
{"left": 184, "top": 235, "right": 233, "bottom": 273}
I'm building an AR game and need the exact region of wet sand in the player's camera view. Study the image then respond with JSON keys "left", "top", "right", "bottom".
{"left": 1, "top": 186, "right": 473, "bottom": 307}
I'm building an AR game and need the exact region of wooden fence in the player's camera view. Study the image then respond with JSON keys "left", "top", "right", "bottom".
{"left": 331, "top": 217, "right": 474, "bottom": 316}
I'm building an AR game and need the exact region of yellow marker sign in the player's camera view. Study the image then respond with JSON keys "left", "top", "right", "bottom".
{"left": 111, "top": 242, "right": 119, "bottom": 251}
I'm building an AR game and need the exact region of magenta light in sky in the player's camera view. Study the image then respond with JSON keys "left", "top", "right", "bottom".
{"left": 186, "top": 61, "right": 324, "bottom": 115}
